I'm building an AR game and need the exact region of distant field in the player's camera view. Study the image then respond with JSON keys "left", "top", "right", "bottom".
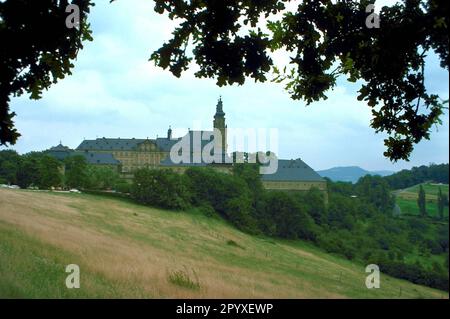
{"left": 0, "top": 189, "right": 447, "bottom": 298}
{"left": 395, "top": 183, "right": 449, "bottom": 218}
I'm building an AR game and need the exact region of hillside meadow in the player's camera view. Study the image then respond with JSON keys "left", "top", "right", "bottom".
{"left": 0, "top": 188, "right": 447, "bottom": 298}
{"left": 395, "top": 183, "right": 449, "bottom": 218}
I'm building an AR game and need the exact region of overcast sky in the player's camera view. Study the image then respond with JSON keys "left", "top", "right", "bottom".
{"left": 2, "top": 0, "right": 449, "bottom": 171}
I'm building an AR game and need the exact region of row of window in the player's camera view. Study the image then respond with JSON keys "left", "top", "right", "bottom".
{"left": 114, "top": 150, "right": 164, "bottom": 156}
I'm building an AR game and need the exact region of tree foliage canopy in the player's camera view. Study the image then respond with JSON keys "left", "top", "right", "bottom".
{"left": 150, "top": 0, "right": 449, "bottom": 161}
{"left": 0, "top": 0, "right": 93, "bottom": 145}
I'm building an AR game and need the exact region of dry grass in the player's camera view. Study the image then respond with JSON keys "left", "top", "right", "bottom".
{"left": 0, "top": 189, "right": 447, "bottom": 299}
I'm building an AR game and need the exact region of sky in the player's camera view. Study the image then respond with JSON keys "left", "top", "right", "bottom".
{"left": 2, "top": 0, "right": 449, "bottom": 172}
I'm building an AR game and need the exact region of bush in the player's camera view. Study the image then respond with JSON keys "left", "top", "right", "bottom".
{"left": 167, "top": 268, "right": 200, "bottom": 290}
{"left": 297, "top": 188, "right": 327, "bottom": 225}
{"left": 185, "top": 167, "right": 258, "bottom": 233}
{"left": 64, "top": 155, "right": 88, "bottom": 189}
{"left": 114, "top": 179, "right": 132, "bottom": 194}
{"left": 327, "top": 193, "right": 357, "bottom": 230}
{"left": 131, "top": 168, "right": 191, "bottom": 210}
{"left": 85, "top": 166, "right": 120, "bottom": 190}
{"left": 224, "top": 195, "right": 259, "bottom": 234}
{"left": 379, "top": 260, "right": 449, "bottom": 292}
{"left": 226, "top": 239, "right": 244, "bottom": 249}
{"left": 189, "top": 202, "right": 217, "bottom": 218}
{"left": 260, "top": 191, "right": 317, "bottom": 241}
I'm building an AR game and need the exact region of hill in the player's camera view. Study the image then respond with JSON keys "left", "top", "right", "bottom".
{"left": 385, "top": 164, "right": 449, "bottom": 190}
{"left": 318, "top": 166, "right": 395, "bottom": 183}
{"left": 0, "top": 189, "right": 446, "bottom": 298}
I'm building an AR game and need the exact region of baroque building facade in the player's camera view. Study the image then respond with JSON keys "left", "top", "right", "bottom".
{"left": 46, "top": 98, "right": 327, "bottom": 195}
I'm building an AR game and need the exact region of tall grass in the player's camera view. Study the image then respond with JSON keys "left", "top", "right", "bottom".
{"left": 167, "top": 267, "right": 200, "bottom": 290}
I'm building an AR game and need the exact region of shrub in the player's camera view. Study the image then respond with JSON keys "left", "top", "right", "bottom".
{"left": 261, "top": 191, "right": 317, "bottom": 241}
{"left": 185, "top": 167, "right": 258, "bottom": 233}
{"left": 64, "top": 155, "right": 88, "bottom": 189}
{"left": 379, "top": 260, "right": 449, "bottom": 292}
{"left": 131, "top": 168, "right": 191, "bottom": 210}
{"left": 114, "top": 179, "right": 132, "bottom": 194}
{"left": 85, "top": 166, "right": 120, "bottom": 190}
{"left": 226, "top": 239, "right": 244, "bottom": 249}
{"left": 167, "top": 268, "right": 200, "bottom": 290}
{"left": 297, "top": 188, "right": 327, "bottom": 225}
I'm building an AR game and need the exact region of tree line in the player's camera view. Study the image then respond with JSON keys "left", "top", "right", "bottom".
{"left": 416, "top": 184, "right": 448, "bottom": 220}
{"left": 0, "top": 150, "right": 129, "bottom": 192}
{"left": 384, "top": 163, "right": 449, "bottom": 189}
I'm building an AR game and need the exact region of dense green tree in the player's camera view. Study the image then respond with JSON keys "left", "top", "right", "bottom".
{"left": 131, "top": 168, "right": 191, "bottom": 210}
{"left": 37, "top": 155, "right": 62, "bottom": 189}
{"left": 85, "top": 165, "right": 120, "bottom": 190}
{"left": 355, "top": 175, "right": 395, "bottom": 214}
{"left": 385, "top": 163, "right": 449, "bottom": 189}
{"left": 297, "top": 187, "right": 327, "bottom": 225}
{"left": 327, "top": 193, "right": 357, "bottom": 230}
{"left": 0, "top": 149, "right": 20, "bottom": 184}
{"left": 64, "top": 155, "right": 88, "bottom": 189}
{"left": 0, "top": 0, "right": 93, "bottom": 145}
{"left": 185, "top": 167, "right": 259, "bottom": 233}
{"left": 16, "top": 151, "right": 45, "bottom": 188}
{"left": 232, "top": 163, "right": 262, "bottom": 193}
{"left": 437, "top": 187, "right": 445, "bottom": 220}
{"left": 417, "top": 185, "right": 427, "bottom": 217}
{"left": 186, "top": 167, "right": 246, "bottom": 211}
{"left": 325, "top": 178, "right": 354, "bottom": 196}
{"left": 113, "top": 179, "right": 132, "bottom": 194}
{"left": 150, "top": 0, "right": 448, "bottom": 161}
{"left": 262, "top": 191, "right": 317, "bottom": 240}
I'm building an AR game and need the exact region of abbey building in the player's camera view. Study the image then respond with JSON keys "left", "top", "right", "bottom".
{"left": 46, "top": 98, "right": 326, "bottom": 194}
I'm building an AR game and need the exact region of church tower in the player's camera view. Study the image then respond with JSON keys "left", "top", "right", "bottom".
{"left": 213, "top": 97, "right": 227, "bottom": 155}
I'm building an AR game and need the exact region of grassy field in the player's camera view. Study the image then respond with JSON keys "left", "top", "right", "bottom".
{"left": 0, "top": 188, "right": 448, "bottom": 298}
{"left": 395, "top": 183, "right": 449, "bottom": 218}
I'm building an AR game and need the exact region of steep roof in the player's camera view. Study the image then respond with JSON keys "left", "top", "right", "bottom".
{"left": 155, "top": 137, "right": 180, "bottom": 152}
{"left": 76, "top": 137, "right": 184, "bottom": 153}
{"left": 159, "top": 130, "right": 231, "bottom": 166}
{"left": 75, "top": 151, "right": 120, "bottom": 165}
{"left": 76, "top": 138, "right": 148, "bottom": 151}
{"left": 46, "top": 143, "right": 120, "bottom": 165}
{"left": 261, "top": 158, "right": 325, "bottom": 182}
{"left": 49, "top": 143, "right": 72, "bottom": 152}
{"left": 46, "top": 143, "right": 74, "bottom": 161}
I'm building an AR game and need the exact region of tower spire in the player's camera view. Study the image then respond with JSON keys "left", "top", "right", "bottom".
{"left": 213, "top": 97, "right": 227, "bottom": 156}
{"left": 215, "top": 96, "right": 225, "bottom": 116}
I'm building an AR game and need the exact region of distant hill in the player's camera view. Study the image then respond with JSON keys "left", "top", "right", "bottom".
{"left": 318, "top": 166, "right": 395, "bottom": 183}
